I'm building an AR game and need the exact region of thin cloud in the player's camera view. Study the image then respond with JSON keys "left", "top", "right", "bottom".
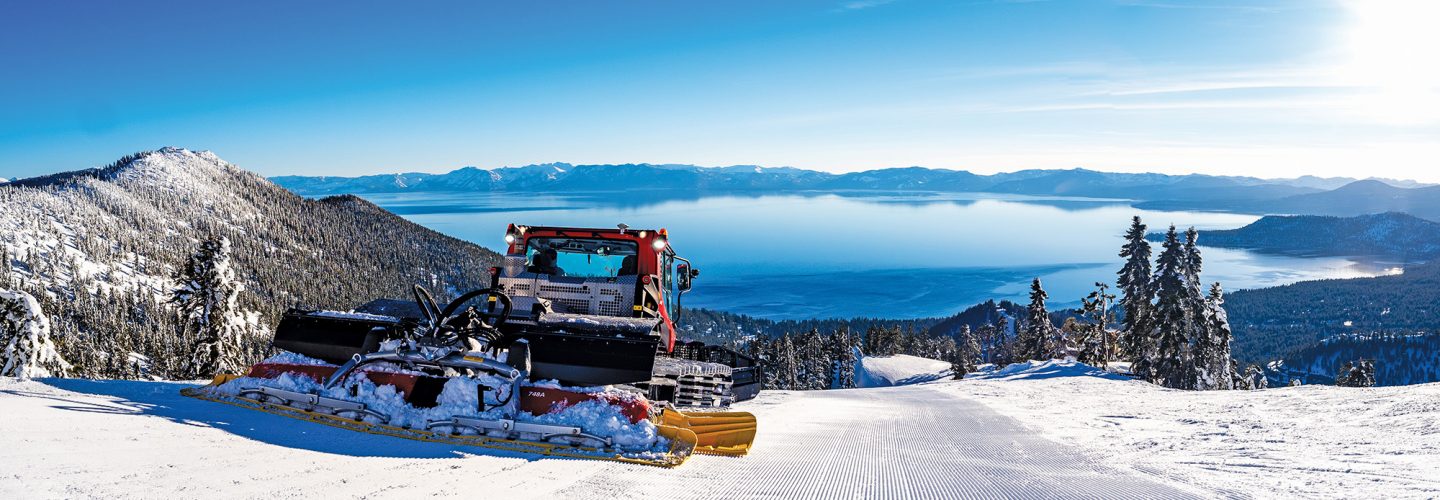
{"left": 835, "top": 0, "right": 899, "bottom": 12}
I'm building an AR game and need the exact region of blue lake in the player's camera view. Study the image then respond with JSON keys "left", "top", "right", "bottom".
{"left": 348, "top": 191, "right": 1396, "bottom": 320}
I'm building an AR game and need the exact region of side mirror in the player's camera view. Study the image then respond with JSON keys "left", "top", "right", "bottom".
{"left": 678, "top": 264, "right": 695, "bottom": 292}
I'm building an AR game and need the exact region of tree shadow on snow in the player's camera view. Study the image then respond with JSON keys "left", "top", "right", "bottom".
{"left": 25, "top": 378, "right": 568, "bottom": 462}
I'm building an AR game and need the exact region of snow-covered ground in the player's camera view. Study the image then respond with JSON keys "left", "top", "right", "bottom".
{"left": 1, "top": 376, "right": 1199, "bottom": 499}
{"left": 951, "top": 360, "right": 1440, "bottom": 498}
{"left": 3, "top": 363, "right": 1437, "bottom": 499}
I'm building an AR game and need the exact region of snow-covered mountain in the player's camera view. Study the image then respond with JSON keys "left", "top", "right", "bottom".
{"left": 1, "top": 148, "right": 499, "bottom": 378}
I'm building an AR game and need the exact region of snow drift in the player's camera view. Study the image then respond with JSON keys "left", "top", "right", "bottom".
{"left": 854, "top": 353, "right": 951, "bottom": 387}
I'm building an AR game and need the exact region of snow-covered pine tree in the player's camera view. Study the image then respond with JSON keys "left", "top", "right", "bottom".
{"left": 1204, "top": 282, "right": 1237, "bottom": 390}
{"left": 991, "top": 315, "right": 1013, "bottom": 366}
{"left": 794, "top": 328, "right": 829, "bottom": 390}
{"left": 1019, "top": 278, "right": 1056, "bottom": 361}
{"left": 1336, "top": 361, "right": 1355, "bottom": 386}
{"left": 1337, "top": 359, "right": 1376, "bottom": 387}
{"left": 952, "top": 324, "right": 980, "bottom": 378}
{"left": 1181, "top": 227, "right": 1221, "bottom": 390}
{"left": 1357, "top": 360, "right": 1376, "bottom": 387}
{"left": 743, "top": 336, "right": 774, "bottom": 389}
{"left": 0, "top": 246, "right": 13, "bottom": 288}
{"left": 1226, "top": 360, "right": 1248, "bottom": 390}
{"left": 1246, "top": 364, "right": 1268, "bottom": 389}
{"left": 773, "top": 333, "right": 799, "bottom": 390}
{"left": 1150, "top": 225, "right": 1194, "bottom": 389}
{"left": 1117, "top": 216, "right": 1155, "bottom": 380}
{"left": 828, "top": 328, "right": 856, "bottom": 389}
{"left": 1078, "top": 282, "right": 1115, "bottom": 367}
{"left": 170, "top": 236, "right": 250, "bottom": 379}
{"left": 0, "top": 288, "right": 71, "bottom": 378}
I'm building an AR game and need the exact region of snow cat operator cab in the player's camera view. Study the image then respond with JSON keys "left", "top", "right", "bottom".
{"left": 490, "top": 224, "right": 761, "bottom": 406}
{"left": 496, "top": 223, "right": 694, "bottom": 351}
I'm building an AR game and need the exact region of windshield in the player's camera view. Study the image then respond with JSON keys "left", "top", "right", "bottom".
{"left": 525, "top": 237, "right": 639, "bottom": 278}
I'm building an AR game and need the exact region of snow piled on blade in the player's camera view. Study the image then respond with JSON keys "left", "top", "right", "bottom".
{"left": 204, "top": 353, "right": 666, "bottom": 452}
{"left": 854, "top": 353, "right": 952, "bottom": 387}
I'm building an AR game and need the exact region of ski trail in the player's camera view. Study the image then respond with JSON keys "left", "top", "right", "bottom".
{"left": 0, "top": 378, "right": 1208, "bottom": 499}
{"left": 557, "top": 384, "right": 1207, "bottom": 499}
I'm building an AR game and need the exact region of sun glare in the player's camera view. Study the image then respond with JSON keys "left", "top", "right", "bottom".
{"left": 1339, "top": 0, "right": 1440, "bottom": 124}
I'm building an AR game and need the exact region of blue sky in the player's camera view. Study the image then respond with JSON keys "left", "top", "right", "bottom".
{"left": 2, "top": 0, "right": 1437, "bottom": 180}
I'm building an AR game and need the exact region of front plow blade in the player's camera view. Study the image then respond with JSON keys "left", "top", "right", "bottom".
{"left": 659, "top": 408, "right": 756, "bottom": 456}
{"left": 181, "top": 377, "right": 698, "bottom": 467}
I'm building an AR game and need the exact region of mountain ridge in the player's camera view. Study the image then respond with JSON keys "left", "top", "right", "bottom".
{"left": 1151, "top": 212, "right": 1440, "bottom": 261}
{"left": 267, "top": 162, "right": 1426, "bottom": 198}
{"left": 1, "top": 147, "right": 500, "bottom": 378}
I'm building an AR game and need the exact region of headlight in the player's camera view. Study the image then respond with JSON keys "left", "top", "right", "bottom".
{"left": 504, "top": 234, "right": 516, "bottom": 244}
{"left": 652, "top": 237, "right": 667, "bottom": 251}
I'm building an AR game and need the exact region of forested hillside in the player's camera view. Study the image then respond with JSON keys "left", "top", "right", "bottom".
{"left": 1267, "top": 332, "right": 1440, "bottom": 386}
{"left": 1225, "top": 262, "right": 1440, "bottom": 363}
{"left": 1173, "top": 212, "right": 1440, "bottom": 261}
{"left": 0, "top": 148, "right": 499, "bottom": 378}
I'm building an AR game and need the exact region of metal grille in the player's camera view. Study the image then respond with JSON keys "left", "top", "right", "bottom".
{"left": 552, "top": 298, "right": 590, "bottom": 314}
{"left": 496, "top": 274, "right": 635, "bottom": 318}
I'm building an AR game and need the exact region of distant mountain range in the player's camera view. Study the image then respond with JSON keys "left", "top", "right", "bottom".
{"left": 1137, "top": 179, "right": 1440, "bottom": 221}
{"left": 1152, "top": 212, "right": 1440, "bottom": 262}
{"left": 268, "top": 163, "right": 1439, "bottom": 219}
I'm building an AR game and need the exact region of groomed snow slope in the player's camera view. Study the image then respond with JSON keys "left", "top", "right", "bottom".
{"left": 954, "top": 360, "right": 1440, "bottom": 498}
{"left": 854, "top": 354, "right": 952, "bottom": 387}
{"left": 0, "top": 377, "right": 1200, "bottom": 499}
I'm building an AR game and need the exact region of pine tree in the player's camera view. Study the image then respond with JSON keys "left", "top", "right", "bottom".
{"left": 1078, "top": 282, "right": 1116, "bottom": 367}
{"left": 1150, "top": 225, "right": 1194, "bottom": 389}
{"left": 0, "top": 246, "right": 13, "bottom": 288}
{"left": 828, "top": 328, "right": 856, "bottom": 389}
{"left": 0, "top": 289, "right": 71, "bottom": 378}
{"left": 773, "top": 333, "right": 799, "bottom": 390}
{"left": 991, "top": 315, "right": 1013, "bottom": 366}
{"left": 170, "top": 237, "right": 249, "bottom": 379}
{"left": 794, "top": 328, "right": 829, "bottom": 390}
{"left": 1357, "top": 360, "right": 1376, "bottom": 387}
{"left": 1117, "top": 216, "right": 1155, "bottom": 380}
{"left": 952, "top": 324, "right": 980, "bottom": 378}
{"left": 1181, "top": 227, "right": 1219, "bottom": 389}
{"left": 1018, "top": 278, "right": 1056, "bottom": 361}
{"left": 1246, "top": 364, "right": 1268, "bottom": 389}
{"left": 1202, "top": 282, "right": 1236, "bottom": 390}
{"left": 1337, "top": 359, "right": 1376, "bottom": 387}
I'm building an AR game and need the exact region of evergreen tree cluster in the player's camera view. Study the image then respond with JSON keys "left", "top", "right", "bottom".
{"left": 743, "top": 324, "right": 983, "bottom": 390}
{"left": 1336, "top": 359, "right": 1376, "bottom": 387}
{"left": 1115, "top": 217, "right": 1238, "bottom": 390}
{"left": 1264, "top": 332, "right": 1440, "bottom": 387}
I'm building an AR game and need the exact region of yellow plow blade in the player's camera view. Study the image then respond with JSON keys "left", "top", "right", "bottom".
{"left": 659, "top": 408, "right": 756, "bottom": 456}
